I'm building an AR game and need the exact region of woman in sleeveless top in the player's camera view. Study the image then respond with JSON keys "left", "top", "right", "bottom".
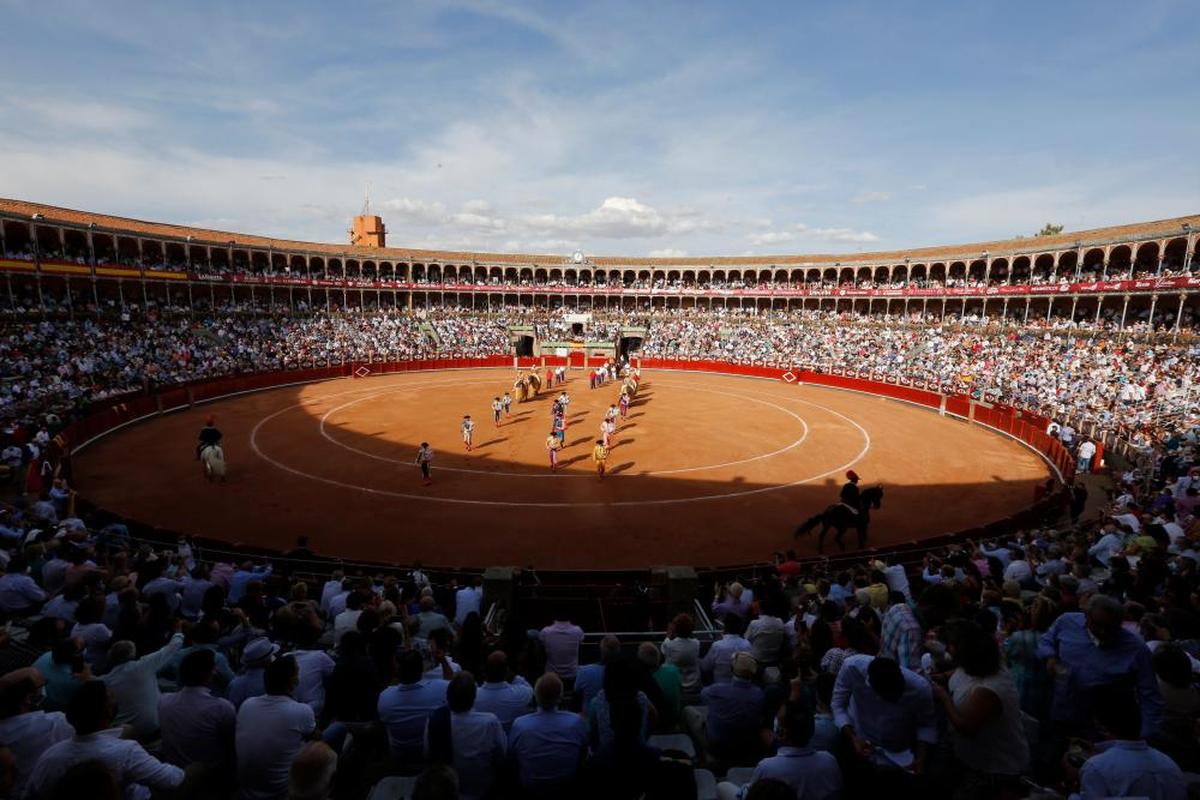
{"left": 933, "top": 620, "right": 1031, "bottom": 800}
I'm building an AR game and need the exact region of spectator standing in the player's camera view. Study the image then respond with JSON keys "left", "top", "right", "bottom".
{"left": 100, "top": 628, "right": 184, "bottom": 740}
{"left": 1037, "top": 595, "right": 1163, "bottom": 739}
{"left": 236, "top": 655, "right": 316, "bottom": 800}
{"left": 540, "top": 615, "right": 585, "bottom": 684}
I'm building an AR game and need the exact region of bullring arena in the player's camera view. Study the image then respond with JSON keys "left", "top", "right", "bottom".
{"left": 70, "top": 365, "right": 1053, "bottom": 569}
{"left": 3, "top": 196, "right": 1195, "bottom": 574}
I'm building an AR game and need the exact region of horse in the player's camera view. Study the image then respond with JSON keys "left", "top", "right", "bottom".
{"left": 513, "top": 377, "right": 528, "bottom": 403}
{"left": 794, "top": 485, "right": 884, "bottom": 553}
{"left": 200, "top": 444, "right": 226, "bottom": 482}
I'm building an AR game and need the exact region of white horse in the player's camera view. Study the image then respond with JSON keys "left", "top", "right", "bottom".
{"left": 200, "top": 444, "right": 226, "bottom": 482}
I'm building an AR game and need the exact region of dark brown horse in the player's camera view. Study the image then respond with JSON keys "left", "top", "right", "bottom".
{"left": 794, "top": 485, "right": 884, "bottom": 553}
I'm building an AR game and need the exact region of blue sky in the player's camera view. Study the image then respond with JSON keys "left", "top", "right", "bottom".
{"left": 1, "top": 0, "right": 1197, "bottom": 257}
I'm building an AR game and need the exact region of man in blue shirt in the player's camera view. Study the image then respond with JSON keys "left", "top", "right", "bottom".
{"left": 572, "top": 635, "right": 619, "bottom": 712}
{"left": 508, "top": 672, "right": 589, "bottom": 797}
{"left": 378, "top": 650, "right": 449, "bottom": 765}
{"left": 1037, "top": 594, "right": 1163, "bottom": 738}
{"left": 684, "top": 652, "right": 766, "bottom": 761}
{"left": 472, "top": 652, "right": 533, "bottom": 733}
{"left": 716, "top": 699, "right": 842, "bottom": 800}
{"left": 700, "top": 614, "right": 752, "bottom": 685}
{"left": 1069, "top": 686, "right": 1185, "bottom": 800}
{"left": 831, "top": 654, "right": 937, "bottom": 794}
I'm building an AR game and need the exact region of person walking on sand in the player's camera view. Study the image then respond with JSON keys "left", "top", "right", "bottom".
{"left": 592, "top": 439, "right": 609, "bottom": 478}
{"left": 415, "top": 442, "right": 434, "bottom": 486}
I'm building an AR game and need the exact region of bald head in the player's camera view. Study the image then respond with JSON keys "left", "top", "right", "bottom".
{"left": 288, "top": 741, "right": 337, "bottom": 800}
{"left": 534, "top": 672, "right": 563, "bottom": 710}
{"left": 599, "top": 635, "right": 621, "bottom": 664}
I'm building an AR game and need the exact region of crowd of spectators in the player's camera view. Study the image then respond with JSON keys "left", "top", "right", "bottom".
{"left": 0, "top": 418, "right": 1196, "bottom": 798}
{"left": 2, "top": 305, "right": 1197, "bottom": 469}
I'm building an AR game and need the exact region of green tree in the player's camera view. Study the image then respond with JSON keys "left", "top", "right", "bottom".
{"left": 1035, "top": 223, "right": 1064, "bottom": 237}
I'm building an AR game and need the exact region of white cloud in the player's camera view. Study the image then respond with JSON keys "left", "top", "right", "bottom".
{"left": 851, "top": 191, "right": 891, "bottom": 204}
{"left": 748, "top": 223, "right": 880, "bottom": 247}
{"left": 648, "top": 248, "right": 687, "bottom": 258}
{"left": 380, "top": 195, "right": 724, "bottom": 244}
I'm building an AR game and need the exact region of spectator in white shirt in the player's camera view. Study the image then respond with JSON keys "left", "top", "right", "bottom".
{"left": 236, "top": 655, "right": 317, "bottom": 800}
{"left": 0, "top": 668, "right": 74, "bottom": 798}
{"left": 290, "top": 626, "right": 336, "bottom": 718}
{"left": 661, "top": 613, "right": 701, "bottom": 694}
{"left": 26, "top": 680, "right": 184, "bottom": 800}
{"left": 425, "top": 672, "right": 505, "bottom": 800}
{"left": 319, "top": 571, "right": 345, "bottom": 615}
{"left": 332, "top": 591, "right": 366, "bottom": 642}
{"left": 454, "top": 577, "right": 484, "bottom": 627}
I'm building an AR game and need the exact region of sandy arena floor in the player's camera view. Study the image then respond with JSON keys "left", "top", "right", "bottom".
{"left": 73, "top": 369, "right": 1051, "bottom": 569}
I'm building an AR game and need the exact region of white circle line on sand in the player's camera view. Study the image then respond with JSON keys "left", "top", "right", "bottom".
{"left": 316, "top": 381, "right": 810, "bottom": 477}
{"left": 248, "top": 374, "right": 872, "bottom": 507}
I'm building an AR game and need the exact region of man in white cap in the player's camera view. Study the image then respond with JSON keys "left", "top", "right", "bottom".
{"left": 228, "top": 636, "right": 279, "bottom": 708}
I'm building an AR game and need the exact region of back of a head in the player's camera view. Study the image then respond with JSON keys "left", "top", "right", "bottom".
{"left": 264, "top": 655, "right": 298, "bottom": 696}
{"left": 636, "top": 641, "right": 660, "bottom": 669}
{"left": 599, "top": 635, "right": 621, "bottom": 663}
{"left": 65, "top": 680, "right": 110, "bottom": 735}
{"left": 179, "top": 648, "right": 217, "bottom": 688}
{"left": 780, "top": 699, "right": 815, "bottom": 747}
{"left": 1152, "top": 644, "right": 1193, "bottom": 689}
{"left": 483, "top": 650, "right": 508, "bottom": 683}
{"left": 288, "top": 741, "right": 337, "bottom": 800}
{"left": 51, "top": 760, "right": 121, "bottom": 800}
{"left": 867, "top": 656, "right": 904, "bottom": 702}
{"left": 399, "top": 649, "right": 426, "bottom": 685}
{"left": 446, "top": 671, "right": 477, "bottom": 713}
{"left": 723, "top": 613, "right": 747, "bottom": 637}
{"left": 51, "top": 638, "right": 81, "bottom": 667}
{"left": 534, "top": 672, "right": 563, "bottom": 710}
{"left": 744, "top": 778, "right": 795, "bottom": 800}
{"left": 412, "top": 764, "right": 459, "bottom": 800}
{"left": 1091, "top": 685, "right": 1142, "bottom": 740}
{"left": 602, "top": 654, "right": 640, "bottom": 697}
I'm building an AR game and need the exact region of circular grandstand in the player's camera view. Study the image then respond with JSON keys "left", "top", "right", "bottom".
{"left": 3, "top": 200, "right": 1196, "bottom": 572}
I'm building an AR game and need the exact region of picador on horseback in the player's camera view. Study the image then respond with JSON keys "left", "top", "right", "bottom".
{"left": 196, "top": 417, "right": 223, "bottom": 460}
{"left": 196, "top": 416, "right": 227, "bottom": 482}
{"left": 794, "top": 469, "right": 884, "bottom": 553}
{"left": 839, "top": 470, "right": 861, "bottom": 516}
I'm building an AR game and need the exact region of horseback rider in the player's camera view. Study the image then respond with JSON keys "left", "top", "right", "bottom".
{"left": 197, "top": 416, "right": 223, "bottom": 460}
{"left": 839, "top": 470, "right": 861, "bottom": 516}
